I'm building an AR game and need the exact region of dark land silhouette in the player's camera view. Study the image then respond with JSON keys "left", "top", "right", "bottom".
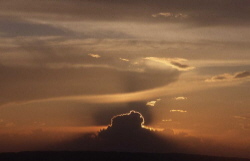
{"left": 0, "top": 151, "right": 249, "bottom": 161}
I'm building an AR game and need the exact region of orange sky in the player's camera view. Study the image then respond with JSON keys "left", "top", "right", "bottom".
{"left": 0, "top": 0, "right": 249, "bottom": 158}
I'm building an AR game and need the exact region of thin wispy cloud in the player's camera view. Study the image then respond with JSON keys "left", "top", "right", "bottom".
{"left": 145, "top": 57, "right": 195, "bottom": 71}
{"left": 234, "top": 116, "right": 247, "bottom": 120}
{"left": 170, "top": 110, "right": 187, "bottom": 113}
{"left": 152, "top": 12, "right": 188, "bottom": 19}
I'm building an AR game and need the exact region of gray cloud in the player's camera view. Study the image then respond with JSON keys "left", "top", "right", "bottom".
{"left": 0, "top": 19, "right": 73, "bottom": 37}
{"left": 205, "top": 71, "right": 250, "bottom": 82}
{"left": 234, "top": 71, "right": 250, "bottom": 79}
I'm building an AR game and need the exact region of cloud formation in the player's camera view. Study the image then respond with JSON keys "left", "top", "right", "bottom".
{"left": 205, "top": 71, "right": 250, "bottom": 82}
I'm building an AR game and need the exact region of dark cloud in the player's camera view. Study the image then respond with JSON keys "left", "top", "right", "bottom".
{"left": 1, "top": 111, "right": 249, "bottom": 158}
{"left": 53, "top": 111, "right": 250, "bottom": 158}
{"left": 93, "top": 102, "right": 153, "bottom": 126}
{"left": 0, "top": 19, "right": 72, "bottom": 37}
{"left": 170, "top": 61, "right": 194, "bottom": 70}
{"left": 108, "top": 111, "right": 144, "bottom": 130}
{"left": 206, "top": 71, "right": 250, "bottom": 82}
{"left": 234, "top": 71, "right": 250, "bottom": 79}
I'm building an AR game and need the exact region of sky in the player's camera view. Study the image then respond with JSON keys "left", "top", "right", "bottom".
{"left": 0, "top": 0, "right": 250, "bottom": 158}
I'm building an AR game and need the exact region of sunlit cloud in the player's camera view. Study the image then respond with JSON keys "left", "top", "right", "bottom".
{"left": 152, "top": 12, "right": 188, "bottom": 19}
{"left": 174, "top": 97, "right": 187, "bottom": 100}
{"left": 146, "top": 101, "right": 156, "bottom": 107}
{"left": 146, "top": 98, "right": 161, "bottom": 107}
{"left": 88, "top": 53, "right": 101, "bottom": 58}
{"left": 145, "top": 57, "right": 195, "bottom": 71}
{"left": 119, "top": 58, "right": 129, "bottom": 62}
{"left": 205, "top": 71, "right": 250, "bottom": 82}
{"left": 170, "top": 110, "right": 187, "bottom": 113}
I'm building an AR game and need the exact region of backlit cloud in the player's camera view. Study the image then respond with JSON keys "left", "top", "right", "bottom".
{"left": 205, "top": 71, "right": 250, "bottom": 82}
{"left": 109, "top": 111, "right": 145, "bottom": 129}
{"left": 145, "top": 57, "right": 195, "bottom": 71}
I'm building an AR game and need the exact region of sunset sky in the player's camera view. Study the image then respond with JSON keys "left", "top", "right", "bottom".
{"left": 0, "top": 0, "right": 250, "bottom": 158}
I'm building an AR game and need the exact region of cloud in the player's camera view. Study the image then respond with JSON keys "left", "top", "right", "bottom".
{"left": 170, "top": 110, "right": 187, "bottom": 113}
{"left": 152, "top": 12, "right": 188, "bottom": 19}
{"left": 0, "top": 57, "right": 180, "bottom": 106}
{"left": 146, "top": 101, "right": 156, "bottom": 107}
{"left": 234, "top": 71, "right": 250, "bottom": 79}
{"left": 234, "top": 116, "right": 247, "bottom": 120}
{"left": 145, "top": 57, "right": 195, "bottom": 71}
{"left": 109, "top": 111, "right": 145, "bottom": 130}
{"left": 0, "top": 19, "right": 72, "bottom": 37}
{"left": 119, "top": 58, "right": 129, "bottom": 62}
{"left": 205, "top": 71, "right": 250, "bottom": 82}
{"left": 1, "top": 0, "right": 249, "bottom": 26}
{"left": 88, "top": 54, "right": 101, "bottom": 58}
{"left": 174, "top": 97, "right": 187, "bottom": 100}
{"left": 95, "top": 111, "right": 178, "bottom": 152}
{"left": 146, "top": 99, "right": 161, "bottom": 107}
{"left": 162, "top": 119, "right": 172, "bottom": 122}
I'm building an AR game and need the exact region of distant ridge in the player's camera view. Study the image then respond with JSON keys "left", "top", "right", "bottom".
{"left": 0, "top": 151, "right": 249, "bottom": 161}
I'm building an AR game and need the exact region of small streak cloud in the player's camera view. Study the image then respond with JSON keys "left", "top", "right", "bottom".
{"left": 174, "top": 97, "right": 187, "bottom": 100}
{"left": 234, "top": 116, "right": 247, "bottom": 120}
{"left": 119, "top": 58, "right": 130, "bottom": 62}
{"left": 170, "top": 110, "right": 187, "bottom": 113}
{"left": 152, "top": 12, "right": 188, "bottom": 19}
{"left": 162, "top": 119, "right": 172, "bottom": 122}
{"left": 88, "top": 53, "right": 101, "bottom": 58}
